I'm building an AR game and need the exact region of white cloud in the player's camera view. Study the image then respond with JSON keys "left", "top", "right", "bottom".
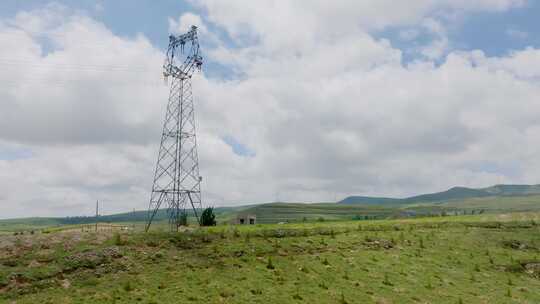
{"left": 420, "top": 18, "right": 449, "bottom": 59}
{"left": 168, "top": 12, "right": 207, "bottom": 35}
{"left": 0, "top": 1, "right": 538, "bottom": 219}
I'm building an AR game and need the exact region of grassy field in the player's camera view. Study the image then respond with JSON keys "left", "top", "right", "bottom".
{"left": 240, "top": 203, "right": 396, "bottom": 223}
{"left": 0, "top": 218, "right": 64, "bottom": 233}
{"left": 2, "top": 193, "right": 539, "bottom": 232}
{"left": 1, "top": 213, "right": 540, "bottom": 303}
{"left": 440, "top": 195, "right": 540, "bottom": 212}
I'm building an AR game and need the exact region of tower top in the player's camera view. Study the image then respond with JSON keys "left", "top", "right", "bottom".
{"left": 163, "top": 25, "right": 203, "bottom": 80}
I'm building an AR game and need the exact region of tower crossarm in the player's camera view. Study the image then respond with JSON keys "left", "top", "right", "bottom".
{"left": 163, "top": 25, "right": 203, "bottom": 79}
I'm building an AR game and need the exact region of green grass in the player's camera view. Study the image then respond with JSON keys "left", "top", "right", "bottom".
{"left": 2, "top": 193, "right": 540, "bottom": 233}
{"left": 440, "top": 194, "right": 540, "bottom": 212}
{"left": 0, "top": 218, "right": 64, "bottom": 233}
{"left": 1, "top": 213, "right": 540, "bottom": 303}
{"left": 240, "top": 203, "right": 395, "bottom": 223}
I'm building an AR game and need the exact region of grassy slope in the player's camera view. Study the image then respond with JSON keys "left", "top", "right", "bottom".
{"left": 1, "top": 213, "right": 540, "bottom": 303}
{"left": 0, "top": 206, "right": 249, "bottom": 233}
{"left": 0, "top": 218, "right": 63, "bottom": 233}
{"left": 434, "top": 194, "right": 540, "bottom": 212}
{"left": 2, "top": 194, "right": 540, "bottom": 232}
{"left": 239, "top": 203, "right": 396, "bottom": 223}
{"left": 340, "top": 184, "right": 540, "bottom": 206}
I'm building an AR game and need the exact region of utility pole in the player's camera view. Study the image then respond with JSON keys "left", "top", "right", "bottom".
{"left": 95, "top": 200, "right": 99, "bottom": 232}
{"left": 146, "top": 26, "right": 204, "bottom": 232}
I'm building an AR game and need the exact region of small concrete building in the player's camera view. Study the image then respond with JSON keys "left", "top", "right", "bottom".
{"left": 234, "top": 214, "right": 256, "bottom": 225}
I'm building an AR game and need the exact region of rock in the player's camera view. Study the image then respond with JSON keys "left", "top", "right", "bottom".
{"left": 102, "top": 247, "right": 123, "bottom": 258}
{"left": 28, "top": 260, "right": 41, "bottom": 268}
{"left": 502, "top": 240, "right": 533, "bottom": 250}
{"left": 524, "top": 263, "right": 540, "bottom": 278}
{"left": 64, "top": 247, "right": 122, "bottom": 270}
{"left": 363, "top": 239, "right": 394, "bottom": 250}
{"left": 61, "top": 279, "right": 71, "bottom": 289}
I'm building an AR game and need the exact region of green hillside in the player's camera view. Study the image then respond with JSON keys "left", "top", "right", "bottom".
{"left": 237, "top": 203, "right": 396, "bottom": 223}
{"left": 482, "top": 184, "right": 540, "bottom": 195}
{"left": 3, "top": 184, "right": 540, "bottom": 232}
{"left": 337, "top": 196, "right": 402, "bottom": 206}
{"left": 0, "top": 217, "right": 63, "bottom": 232}
{"left": 340, "top": 184, "right": 540, "bottom": 206}
{"left": 0, "top": 206, "right": 249, "bottom": 232}
{"left": 437, "top": 194, "right": 540, "bottom": 212}
{"left": 2, "top": 214, "right": 540, "bottom": 303}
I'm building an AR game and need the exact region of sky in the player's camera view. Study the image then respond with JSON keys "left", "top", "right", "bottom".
{"left": 1, "top": 1, "right": 540, "bottom": 218}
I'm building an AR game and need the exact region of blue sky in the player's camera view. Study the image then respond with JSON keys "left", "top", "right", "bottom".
{"left": 3, "top": 1, "right": 539, "bottom": 58}
{"left": 376, "top": 2, "right": 540, "bottom": 63}
{"left": 0, "top": 1, "right": 192, "bottom": 50}
{"left": 3, "top": 1, "right": 539, "bottom": 56}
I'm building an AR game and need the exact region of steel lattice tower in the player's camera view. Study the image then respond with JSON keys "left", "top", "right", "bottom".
{"left": 146, "top": 26, "right": 203, "bottom": 232}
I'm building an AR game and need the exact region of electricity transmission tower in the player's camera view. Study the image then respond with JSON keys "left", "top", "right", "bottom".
{"left": 146, "top": 26, "right": 203, "bottom": 232}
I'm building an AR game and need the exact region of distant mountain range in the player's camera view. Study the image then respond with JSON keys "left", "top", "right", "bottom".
{"left": 339, "top": 184, "right": 540, "bottom": 206}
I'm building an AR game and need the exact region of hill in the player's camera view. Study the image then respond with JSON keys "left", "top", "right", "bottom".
{"left": 337, "top": 196, "right": 402, "bottom": 206}
{"left": 3, "top": 184, "right": 540, "bottom": 232}
{"left": 339, "top": 184, "right": 540, "bottom": 205}
{"left": 2, "top": 214, "right": 540, "bottom": 303}
{"left": 0, "top": 206, "right": 249, "bottom": 232}
{"left": 236, "top": 202, "right": 397, "bottom": 223}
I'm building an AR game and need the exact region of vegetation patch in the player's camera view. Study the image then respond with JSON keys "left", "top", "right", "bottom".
{"left": 2, "top": 214, "right": 540, "bottom": 303}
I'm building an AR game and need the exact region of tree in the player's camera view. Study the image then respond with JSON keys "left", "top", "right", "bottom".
{"left": 200, "top": 207, "right": 217, "bottom": 226}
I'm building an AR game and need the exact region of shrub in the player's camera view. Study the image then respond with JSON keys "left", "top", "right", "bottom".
{"left": 339, "top": 293, "right": 348, "bottom": 304}
{"left": 113, "top": 233, "right": 125, "bottom": 246}
{"left": 383, "top": 273, "right": 393, "bottom": 286}
{"left": 266, "top": 257, "right": 275, "bottom": 270}
{"left": 123, "top": 280, "right": 133, "bottom": 292}
{"left": 200, "top": 207, "right": 217, "bottom": 226}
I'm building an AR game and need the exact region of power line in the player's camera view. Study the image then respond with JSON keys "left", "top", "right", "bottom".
{"left": 0, "top": 58, "right": 157, "bottom": 72}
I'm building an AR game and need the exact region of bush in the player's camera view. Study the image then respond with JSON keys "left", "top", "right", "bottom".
{"left": 200, "top": 207, "right": 217, "bottom": 226}
{"left": 266, "top": 257, "right": 275, "bottom": 270}
{"left": 112, "top": 233, "right": 125, "bottom": 246}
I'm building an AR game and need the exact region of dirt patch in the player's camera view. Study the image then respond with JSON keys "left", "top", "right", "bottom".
{"left": 63, "top": 246, "right": 122, "bottom": 271}
{"left": 506, "top": 260, "right": 540, "bottom": 279}
{"left": 28, "top": 260, "right": 42, "bottom": 268}
{"left": 363, "top": 238, "right": 395, "bottom": 250}
{"left": 502, "top": 240, "right": 536, "bottom": 250}
{"left": 523, "top": 262, "right": 540, "bottom": 279}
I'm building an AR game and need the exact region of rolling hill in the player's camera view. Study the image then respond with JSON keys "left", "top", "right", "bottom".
{"left": 235, "top": 202, "right": 396, "bottom": 224}
{"left": 2, "top": 184, "right": 540, "bottom": 231}
{"left": 339, "top": 184, "right": 540, "bottom": 206}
